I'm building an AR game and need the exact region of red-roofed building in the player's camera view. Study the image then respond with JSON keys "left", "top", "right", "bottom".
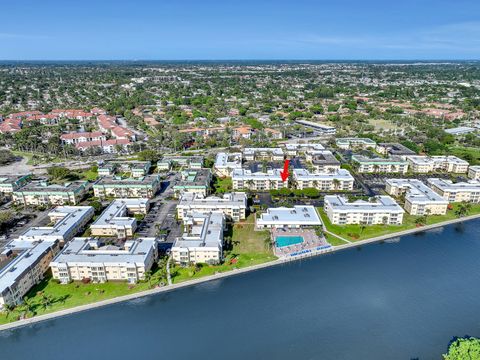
{"left": 50, "top": 109, "right": 94, "bottom": 121}
{"left": 60, "top": 132, "right": 106, "bottom": 145}
{"left": 90, "top": 107, "right": 107, "bottom": 115}
{"left": 75, "top": 138, "right": 131, "bottom": 154}
{"left": 23, "top": 114, "right": 59, "bottom": 126}
{"left": 7, "top": 111, "right": 43, "bottom": 120}
{"left": 111, "top": 126, "right": 135, "bottom": 141}
{"left": 0, "top": 118, "right": 22, "bottom": 134}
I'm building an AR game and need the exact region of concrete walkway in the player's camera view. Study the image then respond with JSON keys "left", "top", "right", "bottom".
{"left": 324, "top": 229, "right": 352, "bottom": 243}
{"left": 1, "top": 213, "right": 480, "bottom": 332}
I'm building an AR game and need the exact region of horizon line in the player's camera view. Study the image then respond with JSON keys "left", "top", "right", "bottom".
{"left": 0, "top": 59, "right": 480, "bottom": 62}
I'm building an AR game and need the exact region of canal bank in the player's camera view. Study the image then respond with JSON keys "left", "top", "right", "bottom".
{"left": 1, "top": 212, "right": 480, "bottom": 332}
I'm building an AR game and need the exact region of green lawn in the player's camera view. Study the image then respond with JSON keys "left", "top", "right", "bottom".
{"left": 0, "top": 265, "right": 167, "bottom": 325}
{"left": 11, "top": 151, "right": 68, "bottom": 165}
{"left": 448, "top": 146, "right": 480, "bottom": 165}
{"left": 213, "top": 176, "right": 233, "bottom": 193}
{"left": 319, "top": 203, "right": 480, "bottom": 242}
{"left": 324, "top": 233, "right": 349, "bottom": 246}
{"left": 80, "top": 167, "right": 98, "bottom": 181}
{"left": 170, "top": 214, "right": 277, "bottom": 283}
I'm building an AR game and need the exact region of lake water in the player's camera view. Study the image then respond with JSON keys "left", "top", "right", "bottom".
{"left": 1, "top": 220, "right": 480, "bottom": 360}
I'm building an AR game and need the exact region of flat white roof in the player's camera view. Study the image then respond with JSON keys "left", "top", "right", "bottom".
{"left": 19, "top": 206, "right": 94, "bottom": 242}
{"left": 232, "top": 169, "right": 283, "bottom": 181}
{"left": 50, "top": 237, "right": 157, "bottom": 266}
{"left": 214, "top": 152, "right": 243, "bottom": 169}
{"left": 0, "top": 239, "right": 58, "bottom": 295}
{"left": 173, "top": 212, "right": 224, "bottom": 251}
{"left": 406, "top": 155, "right": 469, "bottom": 166}
{"left": 243, "top": 147, "right": 284, "bottom": 156}
{"left": 178, "top": 192, "right": 247, "bottom": 209}
{"left": 428, "top": 178, "right": 480, "bottom": 193}
{"left": 293, "top": 168, "right": 354, "bottom": 181}
{"left": 257, "top": 206, "right": 321, "bottom": 226}
{"left": 336, "top": 137, "right": 376, "bottom": 145}
{"left": 444, "top": 127, "right": 475, "bottom": 135}
{"left": 386, "top": 179, "right": 449, "bottom": 205}
{"left": 296, "top": 120, "right": 336, "bottom": 131}
{"left": 325, "top": 195, "right": 404, "bottom": 214}
{"left": 352, "top": 155, "right": 408, "bottom": 164}
{"left": 284, "top": 143, "right": 325, "bottom": 151}
{"left": 91, "top": 199, "right": 148, "bottom": 229}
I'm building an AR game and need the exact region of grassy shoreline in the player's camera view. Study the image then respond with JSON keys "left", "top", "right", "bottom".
{"left": 318, "top": 203, "right": 480, "bottom": 242}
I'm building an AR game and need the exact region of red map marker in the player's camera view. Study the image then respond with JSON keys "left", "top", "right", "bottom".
{"left": 280, "top": 159, "right": 290, "bottom": 182}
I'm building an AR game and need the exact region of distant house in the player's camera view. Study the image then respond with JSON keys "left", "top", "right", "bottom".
{"left": 60, "top": 131, "right": 106, "bottom": 145}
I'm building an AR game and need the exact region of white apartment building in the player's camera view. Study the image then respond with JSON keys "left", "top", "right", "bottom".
{"left": 323, "top": 195, "right": 404, "bottom": 225}
{"left": 0, "top": 174, "right": 31, "bottom": 194}
{"left": 90, "top": 199, "right": 150, "bottom": 238}
{"left": 335, "top": 138, "right": 376, "bottom": 150}
{"left": 19, "top": 206, "right": 94, "bottom": 243}
{"left": 0, "top": 206, "right": 93, "bottom": 308}
{"left": 385, "top": 179, "right": 449, "bottom": 215}
{"left": 292, "top": 169, "right": 354, "bottom": 191}
{"left": 173, "top": 169, "right": 212, "bottom": 198}
{"left": 50, "top": 237, "right": 158, "bottom": 284}
{"left": 214, "top": 152, "right": 243, "bottom": 177}
{"left": 352, "top": 155, "right": 409, "bottom": 174}
{"left": 255, "top": 206, "right": 322, "bottom": 229}
{"left": 13, "top": 180, "right": 88, "bottom": 206}
{"left": 0, "top": 239, "right": 60, "bottom": 308}
{"left": 406, "top": 156, "right": 469, "bottom": 174}
{"left": 232, "top": 169, "right": 288, "bottom": 191}
{"left": 93, "top": 175, "right": 161, "bottom": 199}
{"left": 243, "top": 148, "right": 284, "bottom": 161}
{"left": 427, "top": 178, "right": 480, "bottom": 203}
{"left": 171, "top": 212, "right": 225, "bottom": 265}
{"left": 284, "top": 143, "right": 325, "bottom": 156}
{"left": 177, "top": 192, "right": 247, "bottom": 222}
{"left": 295, "top": 120, "right": 336, "bottom": 135}
{"left": 468, "top": 166, "right": 480, "bottom": 180}
{"left": 305, "top": 150, "right": 341, "bottom": 173}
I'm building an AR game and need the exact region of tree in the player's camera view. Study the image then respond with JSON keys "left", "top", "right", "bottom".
{"left": 19, "top": 297, "right": 35, "bottom": 318}
{"left": 455, "top": 202, "right": 472, "bottom": 218}
{"left": 443, "top": 337, "right": 480, "bottom": 360}
{"left": 40, "top": 293, "right": 53, "bottom": 310}
{"left": 415, "top": 215, "right": 427, "bottom": 226}
{"left": 47, "top": 166, "right": 71, "bottom": 180}
{"left": 302, "top": 188, "right": 320, "bottom": 198}
{"left": 0, "top": 149, "right": 16, "bottom": 165}
{"left": 2, "top": 304, "right": 15, "bottom": 319}
{"left": 0, "top": 210, "right": 14, "bottom": 230}
{"left": 137, "top": 149, "right": 160, "bottom": 163}
{"left": 144, "top": 270, "right": 153, "bottom": 288}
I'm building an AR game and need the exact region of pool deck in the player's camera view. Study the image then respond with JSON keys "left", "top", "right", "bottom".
{"left": 272, "top": 228, "right": 329, "bottom": 257}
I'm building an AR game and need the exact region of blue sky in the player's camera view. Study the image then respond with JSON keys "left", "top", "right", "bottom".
{"left": 1, "top": 0, "right": 480, "bottom": 60}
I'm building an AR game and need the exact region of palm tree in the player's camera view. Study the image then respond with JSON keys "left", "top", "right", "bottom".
{"left": 415, "top": 216, "right": 427, "bottom": 226}
{"left": 19, "top": 297, "right": 35, "bottom": 318}
{"left": 455, "top": 202, "right": 472, "bottom": 218}
{"left": 2, "top": 304, "right": 15, "bottom": 319}
{"left": 144, "top": 270, "right": 153, "bottom": 288}
{"left": 40, "top": 294, "right": 53, "bottom": 311}
{"left": 332, "top": 178, "right": 340, "bottom": 190}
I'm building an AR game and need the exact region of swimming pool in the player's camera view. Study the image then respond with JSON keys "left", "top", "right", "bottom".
{"left": 276, "top": 236, "right": 304, "bottom": 248}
